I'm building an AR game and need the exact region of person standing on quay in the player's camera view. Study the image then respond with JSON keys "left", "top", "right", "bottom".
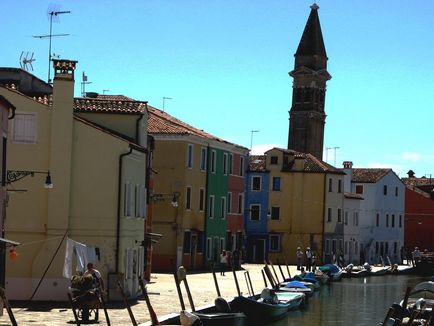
{"left": 305, "top": 247, "right": 312, "bottom": 271}
{"left": 296, "top": 247, "right": 303, "bottom": 270}
{"left": 220, "top": 250, "right": 228, "bottom": 276}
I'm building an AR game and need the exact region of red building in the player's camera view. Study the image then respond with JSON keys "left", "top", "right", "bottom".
{"left": 404, "top": 181, "right": 434, "bottom": 252}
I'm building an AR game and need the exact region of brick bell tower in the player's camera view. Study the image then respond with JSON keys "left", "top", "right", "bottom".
{"left": 287, "top": 3, "right": 331, "bottom": 160}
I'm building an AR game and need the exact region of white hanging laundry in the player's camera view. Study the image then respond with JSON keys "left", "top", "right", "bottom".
{"left": 63, "top": 237, "right": 97, "bottom": 278}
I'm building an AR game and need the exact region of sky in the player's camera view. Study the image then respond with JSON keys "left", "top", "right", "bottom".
{"left": 2, "top": 1, "right": 434, "bottom": 177}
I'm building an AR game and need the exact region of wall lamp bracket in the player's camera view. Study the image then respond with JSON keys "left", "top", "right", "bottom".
{"left": 4, "top": 170, "right": 53, "bottom": 188}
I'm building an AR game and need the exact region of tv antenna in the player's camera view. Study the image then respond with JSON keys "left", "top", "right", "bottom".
{"left": 19, "top": 52, "right": 36, "bottom": 71}
{"left": 33, "top": 7, "right": 71, "bottom": 83}
{"left": 162, "top": 97, "right": 172, "bottom": 112}
{"left": 81, "top": 71, "right": 92, "bottom": 97}
{"left": 325, "top": 146, "right": 340, "bottom": 166}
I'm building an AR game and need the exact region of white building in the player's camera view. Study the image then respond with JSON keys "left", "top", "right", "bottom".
{"left": 342, "top": 162, "right": 405, "bottom": 264}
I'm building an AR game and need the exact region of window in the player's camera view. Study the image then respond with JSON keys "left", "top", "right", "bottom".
{"left": 199, "top": 188, "right": 205, "bottom": 211}
{"left": 338, "top": 180, "right": 342, "bottom": 193}
{"left": 13, "top": 112, "right": 37, "bottom": 143}
{"left": 355, "top": 242, "right": 359, "bottom": 255}
{"left": 344, "top": 211, "right": 348, "bottom": 225}
{"left": 327, "top": 207, "right": 332, "bottom": 222}
{"left": 386, "top": 214, "right": 389, "bottom": 227}
{"left": 339, "top": 239, "right": 343, "bottom": 252}
{"left": 124, "top": 182, "right": 133, "bottom": 217}
{"left": 200, "top": 147, "right": 207, "bottom": 171}
{"left": 223, "top": 153, "right": 228, "bottom": 175}
{"left": 220, "top": 238, "right": 225, "bottom": 253}
{"left": 355, "top": 212, "right": 359, "bottom": 226}
{"left": 229, "top": 154, "right": 233, "bottom": 174}
{"left": 272, "top": 177, "right": 281, "bottom": 191}
{"left": 220, "top": 197, "right": 226, "bottom": 219}
{"left": 209, "top": 195, "right": 215, "bottom": 218}
{"left": 187, "top": 144, "right": 193, "bottom": 168}
{"left": 337, "top": 208, "right": 342, "bottom": 223}
{"left": 135, "top": 185, "right": 146, "bottom": 218}
{"left": 227, "top": 192, "right": 232, "bottom": 214}
{"left": 392, "top": 214, "right": 395, "bottom": 227}
{"left": 394, "top": 242, "right": 397, "bottom": 254}
{"left": 355, "top": 185, "right": 363, "bottom": 194}
{"left": 328, "top": 179, "right": 333, "bottom": 192}
{"left": 399, "top": 215, "right": 402, "bottom": 228}
{"left": 206, "top": 238, "right": 212, "bottom": 260}
{"left": 183, "top": 231, "right": 191, "bottom": 253}
{"left": 395, "top": 187, "right": 398, "bottom": 197}
{"left": 250, "top": 204, "right": 260, "bottom": 221}
{"left": 239, "top": 157, "right": 244, "bottom": 176}
{"left": 344, "top": 241, "right": 348, "bottom": 255}
{"left": 376, "top": 213, "right": 379, "bottom": 227}
{"left": 332, "top": 239, "right": 337, "bottom": 254}
{"left": 269, "top": 234, "right": 281, "bottom": 252}
{"left": 252, "top": 176, "right": 261, "bottom": 191}
{"left": 237, "top": 194, "right": 244, "bottom": 214}
{"left": 271, "top": 207, "right": 280, "bottom": 220}
{"left": 383, "top": 185, "right": 388, "bottom": 195}
{"left": 325, "top": 239, "right": 331, "bottom": 255}
{"left": 270, "top": 156, "right": 278, "bottom": 165}
{"left": 186, "top": 187, "right": 192, "bottom": 210}
{"left": 375, "top": 242, "right": 379, "bottom": 255}
{"left": 211, "top": 150, "right": 216, "bottom": 173}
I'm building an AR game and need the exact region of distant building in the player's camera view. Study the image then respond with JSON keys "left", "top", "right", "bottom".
{"left": 244, "top": 155, "right": 269, "bottom": 263}
{"left": 345, "top": 164, "right": 405, "bottom": 264}
{"left": 264, "top": 148, "right": 343, "bottom": 265}
{"left": 287, "top": 3, "right": 331, "bottom": 160}
{"left": 402, "top": 171, "right": 434, "bottom": 251}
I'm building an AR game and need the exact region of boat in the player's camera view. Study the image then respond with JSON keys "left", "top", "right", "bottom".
{"left": 382, "top": 281, "right": 434, "bottom": 325}
{"left": 274, "top": 291, "right": 306, "bottom": 310}
{"left": 277, "top": 280, "right": 313, "bottom": 296}
{"left": 370, "top": 266, "right": 390, "bottom": 276}
{"left": 319, "top": 264, "right": 343, "bottom": 281}
{"left": 230, "top": 292, "right": 290, "bottom": 323}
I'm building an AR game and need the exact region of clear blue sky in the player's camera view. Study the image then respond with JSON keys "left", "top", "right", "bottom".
{"left": 2, "top": 1, "right": 434, "bottom": 177}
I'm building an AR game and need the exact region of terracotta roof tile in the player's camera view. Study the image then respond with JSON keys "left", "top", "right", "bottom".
{"left": 271, "top": 147, "right": 343, "bottom": 174}
{"left": 95, "top": 94, "right": 135, "bottom": 101}
{"left": 249, "top": 155, "right": 266, "bottom": 172}
{"left": 402, "top": 177, "right": 434, "bottom": 187}
{"left": 147, "top": 106, "right": 248, "bottom": 150}
{"left": 351, "top": 169, "right": 391, "bottom": 183}
{"left": 74, "top": 97, "right": 146, "bottom": 114}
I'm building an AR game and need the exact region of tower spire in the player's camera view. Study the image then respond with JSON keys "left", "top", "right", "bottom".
{"left": 287, "top": 4, "right": 331, "bottom": 160}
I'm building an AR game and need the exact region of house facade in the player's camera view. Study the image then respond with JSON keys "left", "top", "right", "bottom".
{"left": 148, "top": 107, "right": 248, "bottom": 271}
{"left": 347, "top": 164, "right": 405, "bottom": 264}
{"left": 402, "top": 172, "right": 434, "bottom": 252}
{"left": 244, "top": 155, "right": 269, "bottom": 263}
{"left": 265, "top": 148, "right": 343, "bottom": 265}
{"left": 0, "top": 61, "right": 148, "bottom": 300}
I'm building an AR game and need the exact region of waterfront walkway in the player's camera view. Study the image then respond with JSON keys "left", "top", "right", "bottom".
{"left": 0, "top": 263, "right": 399, "bottom": 325}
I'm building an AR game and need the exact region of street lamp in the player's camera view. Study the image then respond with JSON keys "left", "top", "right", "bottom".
{"left": 4, "top": 170, "right": 53, "bottom": 188}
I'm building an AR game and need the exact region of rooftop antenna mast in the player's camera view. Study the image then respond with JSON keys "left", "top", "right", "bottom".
{"left": 162, "top": 97, "right": 172, "bottom": 112}
{"left": 326, "top": 146, "right": 340, "bottom": 166}
{"left": 19, "top": 51, "right": 36, "bottom": 71}
{"left": 81, "top": 71, "right": 92, "bottom": 97}
{"left": 33, "top": 7, "right": 71, "bottom": 83}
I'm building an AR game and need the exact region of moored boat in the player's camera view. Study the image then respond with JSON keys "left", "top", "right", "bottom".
{"left": 319, "top": 264, "right": 343, "bottom": 281}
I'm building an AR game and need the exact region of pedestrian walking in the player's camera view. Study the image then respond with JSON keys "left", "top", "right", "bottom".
{"left": 220, "top": 250, "right": 228, "bottom": 276}
{"left": 84, "top": 262, "right": 104, "bottom": 292}
{"left": 412, "top": 247, "right": 421, "bottom": 267}
{"left": 305, "top": 247, "right": 312, "bottom": 271}
{"left": 296, "top": 247, "right": 303, "bottom": 270}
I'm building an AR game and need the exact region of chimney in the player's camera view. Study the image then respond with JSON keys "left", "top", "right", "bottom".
{"left": 47, "top": 59, "right": 77, "bottom": 232}
{"left": 342, "top": 161, "right": 353, "bottom": 192}
{"left": 407, "top": 170, "right": 415, "bottom": 178}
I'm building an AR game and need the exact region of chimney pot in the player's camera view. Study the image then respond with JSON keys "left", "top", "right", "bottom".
{"left": 343, "top": 161, "right": 353, "bottom": 169}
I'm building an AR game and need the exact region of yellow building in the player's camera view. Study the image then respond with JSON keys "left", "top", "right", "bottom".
{"left": 265, "top": 148, "right": 344, "bottom": 265}
{"left": 0, "top": 60, "right": 148, "bottom": 300}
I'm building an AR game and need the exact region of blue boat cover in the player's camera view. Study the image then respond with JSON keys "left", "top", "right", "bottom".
{"left": 302, "top": 272, "right": 317, "bottom": 283}
{"left": 284, "top": 281, "right": 307, "bottom": 288}
{"left": 319, "top": 264, "right": 340, "bottom": 274}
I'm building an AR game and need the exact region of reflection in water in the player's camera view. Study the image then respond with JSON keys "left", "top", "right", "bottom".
{"left": 267, "top": 275, "right": 427, "bottom": 326}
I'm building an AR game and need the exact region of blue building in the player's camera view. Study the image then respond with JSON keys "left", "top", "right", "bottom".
{"left": 244, "top": 155, "right": 270, "bottom": 263}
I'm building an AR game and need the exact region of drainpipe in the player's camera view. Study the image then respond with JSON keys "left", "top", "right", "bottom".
{"left": 203, "top": 144, "right": 210, "bottom": 269}
{"left": 116, "top": 147, "right": 133, "bottom": 273}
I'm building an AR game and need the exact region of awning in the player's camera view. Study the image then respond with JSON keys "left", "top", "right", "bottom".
{"left": 0, "top": 237, "right": 20, "bottom": 247}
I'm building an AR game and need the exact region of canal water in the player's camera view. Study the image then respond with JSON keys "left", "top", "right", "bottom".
{"left": 268, "top": 274, "right": 428, "bottom": 325}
